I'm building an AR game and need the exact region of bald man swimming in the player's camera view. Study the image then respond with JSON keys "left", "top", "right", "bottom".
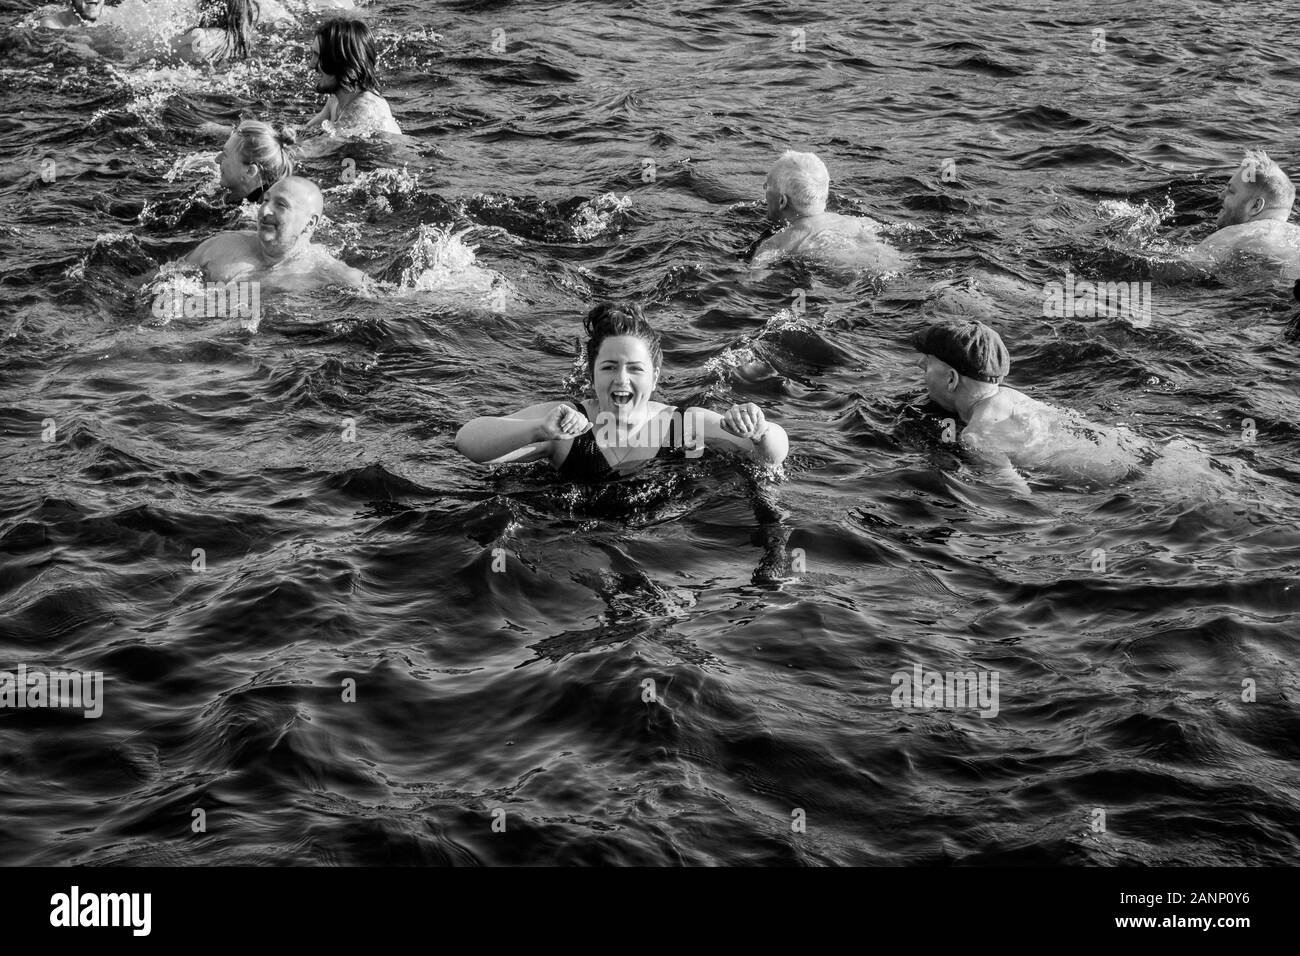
{"left": 1191, "top": 149, "right": 1300, "bottom": 268}
{"left": 752, "top": 150, "right": 907, "bottom": 273}
{"left": 178, "top": 176, "right": 367, "bottom": 289}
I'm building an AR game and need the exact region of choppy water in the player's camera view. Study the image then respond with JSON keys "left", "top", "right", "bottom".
{"left": 2, "top": 0, "right": 1299, "bottom": 866}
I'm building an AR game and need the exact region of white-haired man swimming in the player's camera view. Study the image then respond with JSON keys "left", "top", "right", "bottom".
{"left": 1191, "top": 149, "right": 1300, "bottom": 266}
{"left": 752, "top": 150, "right": 906, "bottom": 272}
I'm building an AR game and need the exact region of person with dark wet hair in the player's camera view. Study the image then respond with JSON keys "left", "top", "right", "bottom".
{"left": 38, "top": 0, "right": 105, "bottom": 29}
{"left": 304, "top": 17, "right": 401, "bottom": 135}
{"left": 455, "top": 303, "right": 789, "bottom": 479}
{"left": 171, "top": 0, "right": 289, "bottom": 64}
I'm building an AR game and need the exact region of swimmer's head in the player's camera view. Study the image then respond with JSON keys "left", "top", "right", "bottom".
{"left": 911, "top": 319, "right": 1009, "bottom": 412}
{"left": 583, "top": 302, "right": 663, "bottom": 419}
{"left": 312, "top": 18, "right": 382, "bottom": 96}
{"left": 257, "top": 176, "right": 324, "bottom": 259}
{"left": 196, "top": 0, "right": 259, "bottom": 59}
{"left": 1216, "top": 149, "right": 1295, "bottom": 228}
{"left": 765, "top": 151, "right": 829, "bottom": 224}
{"left": 71, "top": 0, "right": 105, "bottom": 22}
{"left": 218, "top": 120, "right": 298, "bottom": 201}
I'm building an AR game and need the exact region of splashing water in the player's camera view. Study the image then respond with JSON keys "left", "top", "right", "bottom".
{"left": 570, "top": 193, "right": 633, "bottom": 242}
{"left": 702, "top": 306, "right": 817, "bottom": 385}
{"left": 1096, "top": 196, "right": 1176, "bottom": 239}
{"left": 163, "top": 150, "right": 220, "bottom": 186}
{"left": 137, "top": 262, "right": 207, "bottom": 327}
{"left": 396, "top": 224, "right": 521, "bottom": 310}
{"left": 327, "top": 165, "right": 422, "bottom": 206}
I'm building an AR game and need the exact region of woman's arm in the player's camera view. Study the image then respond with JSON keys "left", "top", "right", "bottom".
{"left": 455, "top": 401, "right": 589, "bottom": 465}
{"left": 689, "top": 403, "right": 788, "bottom": 467}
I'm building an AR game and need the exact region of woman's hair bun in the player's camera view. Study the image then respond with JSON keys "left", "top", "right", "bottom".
{"left": 582, "top": 301, "right": 662, "bottom": 372}
{"left": 584, "top": 301, "right": 645, "bottom": 337}
{"left": 278, "top": 125, "right": 299, "bottom": 148}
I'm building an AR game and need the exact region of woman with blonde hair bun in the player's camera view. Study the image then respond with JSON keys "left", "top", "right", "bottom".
{"left": 216, "top": 119, "right": 299, "bottom": 204}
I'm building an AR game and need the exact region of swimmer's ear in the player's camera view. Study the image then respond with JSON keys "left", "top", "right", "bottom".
{"left": 947, "top": 369, "right": 960, "bottom": 393}
{"left": 1248, "top": 195, "right": 1266, "bottom": 218}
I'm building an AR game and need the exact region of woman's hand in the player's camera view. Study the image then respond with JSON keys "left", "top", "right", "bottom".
{"left": 537, "top": 404, "right": 591, "bottom": 441}
{"left": 719, "top": 402, "right": 769, "bottom": 442}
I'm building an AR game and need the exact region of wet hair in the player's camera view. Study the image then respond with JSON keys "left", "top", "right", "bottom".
{"left": 1240, "top": 148, "right": 1295, "bottom": 213}
{"left": 583, "top": 302, "right": 663, "bottom": 379}
{"left": 315, "top": 18, "right": 383, "bottom": 94}
{"left": 196, "top": 0, "right": 260, "bottom": 60}
{"left": 233, "top": 120, "right": 297, "bottom": 190}
{"left": 767, "top": 150, "right": 829, "bottom": 216}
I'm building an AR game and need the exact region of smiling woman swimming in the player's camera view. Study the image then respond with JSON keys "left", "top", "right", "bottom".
{"left": 455, "top": 303, "right": 789, "bottom": 480}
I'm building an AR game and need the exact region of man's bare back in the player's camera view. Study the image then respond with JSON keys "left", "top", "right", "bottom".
{"left": 1191, "top": 219, "right": 1300, "bottom": 266}
{"left": 755, "top": 212, "right": 881, "bottom": 259}
{"left": 962, "top": 385, "right": 1145, "bottom": 485}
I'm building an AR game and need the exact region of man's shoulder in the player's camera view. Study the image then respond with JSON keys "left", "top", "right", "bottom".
{"left": 826, "top": 212, "right": 879, "bottom": 231}
{"left": 753, "top": 232, "right": 794, "bottom": 259}
{"left": 200, "top": 230, "right": 258, "bottom": 249}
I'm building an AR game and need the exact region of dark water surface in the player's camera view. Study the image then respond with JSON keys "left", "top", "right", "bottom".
{"left": 2, "top": 0, "right": 1299, "bottom": 865}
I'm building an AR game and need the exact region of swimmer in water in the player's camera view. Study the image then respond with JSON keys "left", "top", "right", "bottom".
{"left": 38, "top": 0, "right": 104, "bottom": 29}
{"left": 1190, "top": 149, "right": 1300, "bottom": 268}
{"left": 173, "top": 175, "right": 368, "bottom": 289}
{"left": 170, "top": 0, "right": 281, "bottom": 64}
{"left": 303, "top": 17, "right": 402, "bottom": 136}
{"left": 912, "top": 319, "right": 1154, "bottom": 492}
{"left": 455, "top": 302, "right": 790, "bottom": 478}
{"left": 216, "top": 119, "right": 297, "bottom": 205}
{"left": 752, "top": 151, "right": 905, "bottom": 271}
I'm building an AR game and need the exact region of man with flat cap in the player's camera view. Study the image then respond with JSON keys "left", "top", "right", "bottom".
{"left": 911, "top": 319, "right": 1152, "bottom": 491}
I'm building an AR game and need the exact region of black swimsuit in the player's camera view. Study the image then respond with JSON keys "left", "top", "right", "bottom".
{"left": 556, "top": 401, "right": 688, "bottom": 482}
